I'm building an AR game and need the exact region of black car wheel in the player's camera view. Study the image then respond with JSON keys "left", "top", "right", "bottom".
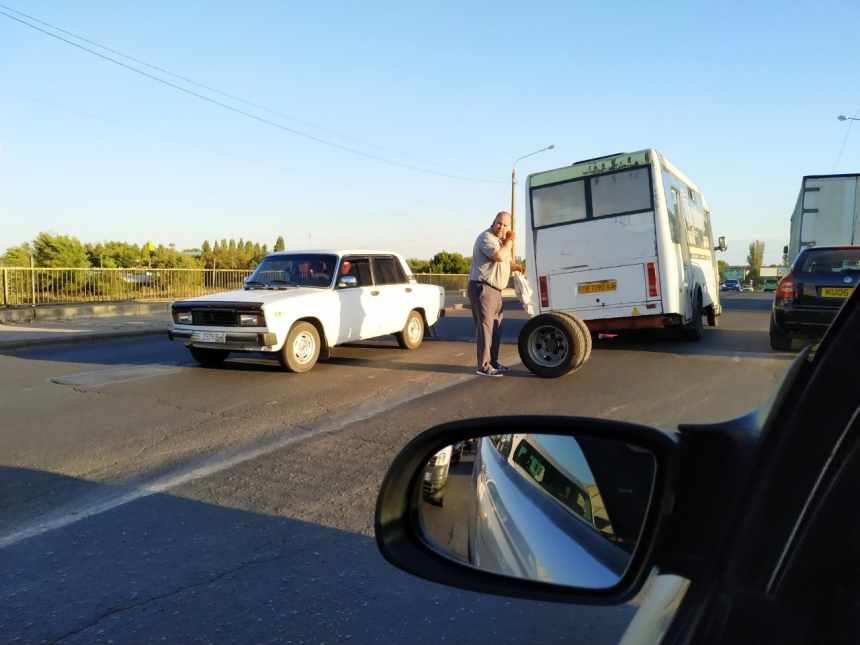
{"left": 769, "top": 316, "right": 792, "bottom": 351}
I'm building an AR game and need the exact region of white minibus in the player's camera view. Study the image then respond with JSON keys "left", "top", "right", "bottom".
{"left": 520, "top": 149, "right": 726, "bottom": 377}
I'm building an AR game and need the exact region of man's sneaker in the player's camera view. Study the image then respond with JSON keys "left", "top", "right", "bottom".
{"left": 492, "top": 363, "right": 511, "bottom": 372}
{"left": 476, "top": 367, "right": 504, "bottom": 377}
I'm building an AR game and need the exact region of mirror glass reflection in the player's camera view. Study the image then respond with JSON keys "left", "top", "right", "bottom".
{"left": 418, "top": 433, "right": 656, "bottom": 589}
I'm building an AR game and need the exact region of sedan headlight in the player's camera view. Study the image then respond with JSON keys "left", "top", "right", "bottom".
{"left": 239, "top": 313, "right": 265, "bottom": 327}
{"left": 173, "top": 311, "right": 193, "bottom": 324}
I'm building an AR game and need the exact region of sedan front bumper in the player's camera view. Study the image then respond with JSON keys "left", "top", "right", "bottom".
{"left": 168, "top": 328, "right": 278, "bottom": 349}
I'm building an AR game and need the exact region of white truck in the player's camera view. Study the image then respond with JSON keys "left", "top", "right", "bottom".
{"left": 785, "top": 174, "right": 860, "bottom": 262}
{"left": 518, "top": 149, "right": 727, "bottom": 378}
{"left": 168, "top": 250, "right": 445, "bottom": 372}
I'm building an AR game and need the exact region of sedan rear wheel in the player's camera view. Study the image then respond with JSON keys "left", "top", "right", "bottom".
{"left": 395, "top": 311, "right": 424, "bottom": 349}
{"left": 769, "top": 316, "right": 792, "bottom": 351}
{"left": 278, "top": 322, "right": 320, "bottom": 372}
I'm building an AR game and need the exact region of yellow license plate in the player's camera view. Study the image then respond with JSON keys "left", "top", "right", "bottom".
{"left": 821, "top": 287, "right": 854, "bottom": 299}
{"left": 578, "top": 280, "right": 617, "bottom": 295}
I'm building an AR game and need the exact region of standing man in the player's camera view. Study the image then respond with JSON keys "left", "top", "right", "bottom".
{"left": 468, "top": 211, "right": 526, "bottom": 377}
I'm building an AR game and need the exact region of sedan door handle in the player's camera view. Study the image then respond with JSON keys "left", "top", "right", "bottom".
{"left": 371, "top": 291, "right": 380, "bottom": 296}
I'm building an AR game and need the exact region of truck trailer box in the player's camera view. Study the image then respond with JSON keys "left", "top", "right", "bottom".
{"left": 787, "top": 174, "right": 860, "bottom": 261}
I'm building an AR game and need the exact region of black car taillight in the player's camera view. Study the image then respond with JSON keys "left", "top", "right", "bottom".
{"left": 775, "top": 274, "right": 793, "bottom": 298}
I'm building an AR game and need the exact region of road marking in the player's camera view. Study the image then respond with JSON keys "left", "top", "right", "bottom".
{"left": 1, "top": 367, "right": 477, "bottom": 549}
{"left": 51, "top": 364, "right": 186, "bottom": 386}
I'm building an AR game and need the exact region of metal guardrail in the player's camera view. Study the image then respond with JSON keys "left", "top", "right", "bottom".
{"left": 413, "top": 273, "right": 470, "bottom": 291}
{"left": 1, "top": 268, "right": 471, "bottom": 307}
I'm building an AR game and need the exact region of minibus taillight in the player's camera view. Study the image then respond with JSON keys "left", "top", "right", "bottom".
{"left": 539, "top": 276, "right": 548, "bottom": 307}
{"left": 647, "top": 262, "right": 659, "bottom": 297}
{"left": 775, "top": 274, "right": 793, "bottom": 298}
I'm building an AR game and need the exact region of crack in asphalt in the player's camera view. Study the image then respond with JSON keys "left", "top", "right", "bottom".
{"left": 52, "top": 547, "right": 302, "bottom": 643}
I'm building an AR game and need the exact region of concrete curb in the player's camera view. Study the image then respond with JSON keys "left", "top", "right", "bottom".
{"left": 0, "top": 328, "right": 167, "bottom": 351}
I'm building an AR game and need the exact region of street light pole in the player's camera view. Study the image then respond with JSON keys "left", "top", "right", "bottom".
{"left": 837, "top": 115, "right": 859, "bottom": 121}
{"left": 511, "top": 145, "right": 555, "bottom": 260}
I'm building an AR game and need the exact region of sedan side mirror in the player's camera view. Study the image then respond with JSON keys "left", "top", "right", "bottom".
{"left": 715, "top": 236, "right": 728, "bottom": 252}
{"left": 375, "top": 416, "right": 678, "bottom": 604}
{"left": 337, "top": 275, "right": 359, "bottom": 289}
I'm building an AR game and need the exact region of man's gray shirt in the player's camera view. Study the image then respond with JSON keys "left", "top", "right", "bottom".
{"left": 470, "top": 229, "right": 510, "bottom": 290}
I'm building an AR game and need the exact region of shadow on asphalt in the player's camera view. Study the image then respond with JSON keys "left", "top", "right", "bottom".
{"left": 0, "top": 466, "right": 635, "bottom": 644}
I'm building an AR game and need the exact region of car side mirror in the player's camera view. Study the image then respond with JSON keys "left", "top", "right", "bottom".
{"left": 375, "top": 416, "right": 678, "bottom": 604}
{"left": 337, "top": 275, "right": 358, "bottom": 289}
{"left": 715, "top": 236, "right": 727, "bottom": 252}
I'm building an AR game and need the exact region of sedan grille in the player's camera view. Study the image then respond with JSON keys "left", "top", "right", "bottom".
{"left": 192, "top": 310, "right": 238, "bottom": 326}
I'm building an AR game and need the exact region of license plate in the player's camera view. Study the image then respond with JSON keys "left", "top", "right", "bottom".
{"left": 192, "top": 331, "right": 227, "bottom": 343}
{"left": 424, "top": 471, "right": 432, "bottom": 481}
{"left": 578, "top": 280, "right": 617, "bottom": 295}
{"left": 821, "top": 287, "right": 853, "bottom": 299}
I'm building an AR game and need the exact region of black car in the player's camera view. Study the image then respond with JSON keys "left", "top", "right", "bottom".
{"left": 769, "top": 245, "right": 860, "bottom": 350}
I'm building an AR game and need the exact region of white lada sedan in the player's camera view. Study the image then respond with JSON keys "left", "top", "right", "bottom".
{"left": 168, "top": 250, "right": 445, "bottom": 372}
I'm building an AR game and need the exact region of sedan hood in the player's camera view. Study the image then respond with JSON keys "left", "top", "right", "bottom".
{"left": 173, "top": 287, "right": 328, "bottom": 308}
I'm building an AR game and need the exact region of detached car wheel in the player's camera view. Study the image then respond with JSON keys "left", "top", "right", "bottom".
{"left": 189, "top": 346, "right": 230, "bottom": 367}
{"left": 769, "top": 316, "right": 792, "bottom": 351}
{"left": 395, "top": 311, "right": 424, "bottom": 350}
{"left": 279, "top": 322, "right": 321, "bottom": 372}
{"left": 518, "top": 312, "right": 587, "bottom": 378}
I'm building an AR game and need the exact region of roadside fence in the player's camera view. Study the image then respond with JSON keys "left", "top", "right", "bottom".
{"left": 1, "top": 268, "right": 471, "bottom": 307}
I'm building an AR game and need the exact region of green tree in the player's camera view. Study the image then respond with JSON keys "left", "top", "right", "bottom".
{"left": 201, "top": 240, "right": 212, "bottom": 254}
{"left": 33, "top": 232, "right": 89, "bottom": 268}
{"left": 407, "top": 258, "right": 431, "bottom": 273}
{"left": 718, "top": 259, "right": 730, "bottom": 278}
{"left": 274, "top": 236, "right": 286, "bottom": 252}
{"left": 429, "top": 251, "right": 471, "bottom": 274}
{"left": 149, "top": 245, "right": 203, "bottom": 268}
{"left": 1, "top": 243, "right": 33, "bottom": 267}
{"left": 747, "top": 240, "right": 765, "bottom": 281}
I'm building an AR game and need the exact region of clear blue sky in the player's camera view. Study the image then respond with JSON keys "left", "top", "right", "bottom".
{"left": 1, "top": 1, "right": 858, "bottom": 266}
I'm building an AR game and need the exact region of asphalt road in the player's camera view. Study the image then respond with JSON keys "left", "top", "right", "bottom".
{"left": 0, "top": 292, "right": 794, "bottom": 644}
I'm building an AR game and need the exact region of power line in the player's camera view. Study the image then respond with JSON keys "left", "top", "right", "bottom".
{"left": 0, "top": 88, "right": 495, "bottom": 216}
{"left": 0, "top": 7, "right": 505, "bottom": 184}
{"left": 0, "top": 3, "right": 501, "bottom": 181}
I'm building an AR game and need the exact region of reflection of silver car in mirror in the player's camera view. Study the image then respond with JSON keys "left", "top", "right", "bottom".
{"left": 467, "top": 433, "right": 654, "bottom": 587}
{"left": 422, "top": 445, "right": 452, "bottom": 506}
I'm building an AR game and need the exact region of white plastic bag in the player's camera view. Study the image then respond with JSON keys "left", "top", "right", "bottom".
{"left": 513, "top": 272, "right": 534, "bottom": 316}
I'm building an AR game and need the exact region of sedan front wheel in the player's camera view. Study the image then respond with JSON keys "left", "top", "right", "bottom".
{"left": 278, "top": 322, "right": 321, "bottom": 372}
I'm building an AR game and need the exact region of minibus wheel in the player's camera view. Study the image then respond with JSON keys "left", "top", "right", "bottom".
{"left": 706, "top": 305, "right": 718, "bottom": 327}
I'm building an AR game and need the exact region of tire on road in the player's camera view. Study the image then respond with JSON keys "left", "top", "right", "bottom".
{"left": 769, "top": 316, "right": 792, "bottom": 351}
{"left": 683, "top": 293, "right": 704, "bottom": 341}
{"left": 395, "top": 310, "right": 424, "bottom": 350}
{"left": 706, "top": 305, "right": 718, "bottom": 327}
{"left": 278, "top": 321, "right": 321, "bottom": 373}
{"left": 518, "top": 312, "right": 587, "bottom": 378}
{"left": 560, "top": 312, "right": 592, "bottom": 369}
{"left": 189, "top": 346, "right": 230, "bottom": 367}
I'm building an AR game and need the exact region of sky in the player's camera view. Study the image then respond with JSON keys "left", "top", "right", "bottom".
{"left": 1, "top": 1, "right": 858, "bottom": 266}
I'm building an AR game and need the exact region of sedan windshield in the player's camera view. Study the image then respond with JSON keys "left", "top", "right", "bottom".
{"left": 246, "top": 253, "right": 338, "bottom": 289}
